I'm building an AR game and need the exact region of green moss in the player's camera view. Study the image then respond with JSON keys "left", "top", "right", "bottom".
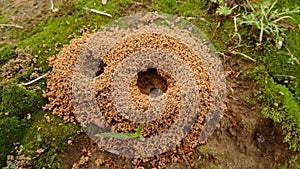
{"left": 12, "top": 0, "right": 128, "bottom": 77}
{"left": 21, "top": 111, "right": 80, "bottom": 168}
{"left": 279, "top": 153, "right": 300, "bottom": 169}
{"left": 16, "top": 67, "right": 35, "bottom": 83}
{"left": 0, "top": 86, "right": 42, "bottom": 118}
{"left": 35, "top": 149, "right": 62, "bottom": 169}
{"left": 243, "top": 96, "right": 257, "bottom": 105}
{"left": 253, "top": 75, "right": 300, "bottom": 151}
{"left": 0, "top": 1, "right": 132, "bottom": 167}
{"left": 0, "top": 43, "right": 17, "bottom": 65}
{"left": 151, "top": 0, "right": 177, "bottom": 14}
{"left": 23, "top": 112, "right": 80, "bottom": 150}
{"left": 1, "top": 0, "right": 299, "bottom": 167}
{"left": 151, "top": 0, "right": 208, "bottom": 16}
{"left": 212, "top": 19, "right": 235, "bottom": 51}
{"left": 0, "top": 10, "right": 5, "bottom": 23}
{"left": 248, "top": 58, "right": 300, "bottom": 151}
{"left": 0, "top": 116, "right": 26, "bottom": 168}
{"left": 235, "top": 0, "right": 300, "bottom": 153}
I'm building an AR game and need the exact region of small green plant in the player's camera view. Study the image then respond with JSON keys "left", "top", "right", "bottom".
{"left": 95, "top": 124, "right": 145, "bottom": 141}
{"left": 210, "top": 0, "right": 237, "bottom": 16}
{"left": 237, "top": 0, "right": 300, "bottom": 48}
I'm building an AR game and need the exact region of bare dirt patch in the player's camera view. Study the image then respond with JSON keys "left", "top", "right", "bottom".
{"left": 0, "top": 0, "right": 74, "bottom": 43}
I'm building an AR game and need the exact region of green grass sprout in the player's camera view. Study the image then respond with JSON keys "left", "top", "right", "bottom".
{"left": 95, "top": 124, "right": 145, "bottom": 141}
{"left": 210, "top": 0, "right": 237, "bottom": 16}
{"left": 237, "top": 0, "right": 300, "bottom": 48}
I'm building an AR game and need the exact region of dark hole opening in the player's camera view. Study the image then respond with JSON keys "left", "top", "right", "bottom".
{"left": 136, "top": 68, "right": 168, "bottom": 95}
{"left": 96, "top": 61, "right": 107, "bottom": 76}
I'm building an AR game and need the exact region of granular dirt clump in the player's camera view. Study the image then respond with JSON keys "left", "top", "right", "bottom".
{"left": 1, "top": 47, "right": 35, "bottom": 78}
{"left": 3, "top": 154, "right": 31, "bottom": 169}
{"left": 42, "top": 33, "right": 91, "bottom": 123}
{"left": 86, "top": 33, "right": 210, "bottom": 157}
{"left": 43, "top": 12, "right": 226, "bottom": 168}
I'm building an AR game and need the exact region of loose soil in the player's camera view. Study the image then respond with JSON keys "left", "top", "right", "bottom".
{"left": 59, "top": 57, "right": 296, "bottom": 169}
{"left": 0, "top": 1, "right": 296, "bottom": 168}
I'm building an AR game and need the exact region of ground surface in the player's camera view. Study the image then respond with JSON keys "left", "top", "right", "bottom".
{"left": 0, "top": 0, "right": 299, "bottom": 168}
{"left": 58, "top": 58, "right": 295, "bottom": 169}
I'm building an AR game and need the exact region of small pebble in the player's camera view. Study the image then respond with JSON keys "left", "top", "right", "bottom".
{"left": 255, "top": 132, "right": 265, "bottom": 143}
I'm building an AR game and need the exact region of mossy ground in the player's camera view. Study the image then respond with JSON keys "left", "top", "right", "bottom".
{"left": 0, "top": 0, "right": 299, "bottom": 168}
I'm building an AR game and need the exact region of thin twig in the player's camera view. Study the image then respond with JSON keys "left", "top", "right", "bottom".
{"left": 180, "top": 152, "right": 191, "bottom": 169}
{"left": 274, "top": 74, "right": 296, "bottom": 79}
{"left": 231, "top": 51, "right": 256, "bottom": 62}
{"left": 50, "top": 0, "right": 54, "bottom": 10}
{"left": 0, "top": 24, "right": 23, "bottom": 29}
{"left": 18, "top": 73, "right": 48, "bottom": 86}
{"left": 234, "top": 16, "right": 238, "bottom": 32}
{"left": 193, "top": 16, "right": 209, "bottom": 25}
{"left": 216, "top": 51, "right": 227, "bottom": 58}
{"left": 259, "top": 18, "right": 264, "bottom": 43}
{"left": 283, "top": 44, "right": 300, "bottom": 66}
{"left": 84, "top": 7, "right": 112, "bottom": 18}
{"left": 217, "top": 51, "right": 256, "bottom": 62}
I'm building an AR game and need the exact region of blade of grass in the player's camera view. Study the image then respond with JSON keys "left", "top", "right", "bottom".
{"left": 272, "top": 16, "right": 294, "bottom": 23}
{"left": 231, "top": 51, "right": 256, "bottom": 62}
{"left": 266, "top": 0, "right": 277, "bottom": 15}
{"left": 95, "top": 124, "right": 145, "bottom": 141}
{"left": 135, "top": 124, "right": 144, "bottom": 135}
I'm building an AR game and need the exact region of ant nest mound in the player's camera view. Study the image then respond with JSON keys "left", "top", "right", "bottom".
{"left": 43, "top": 12, "right": 225, "bottom": 167}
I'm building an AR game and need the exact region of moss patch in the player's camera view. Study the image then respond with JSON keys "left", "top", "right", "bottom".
{"left": 1, "top": 0, "right": 300, "bottom": 167}
{"left": 0, "top": 116, "right": 26, "bottom": 168}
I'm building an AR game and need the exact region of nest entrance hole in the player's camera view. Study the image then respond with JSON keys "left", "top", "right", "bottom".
{"left": 136, "top": 68, "right": 168, "bottom": 96}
